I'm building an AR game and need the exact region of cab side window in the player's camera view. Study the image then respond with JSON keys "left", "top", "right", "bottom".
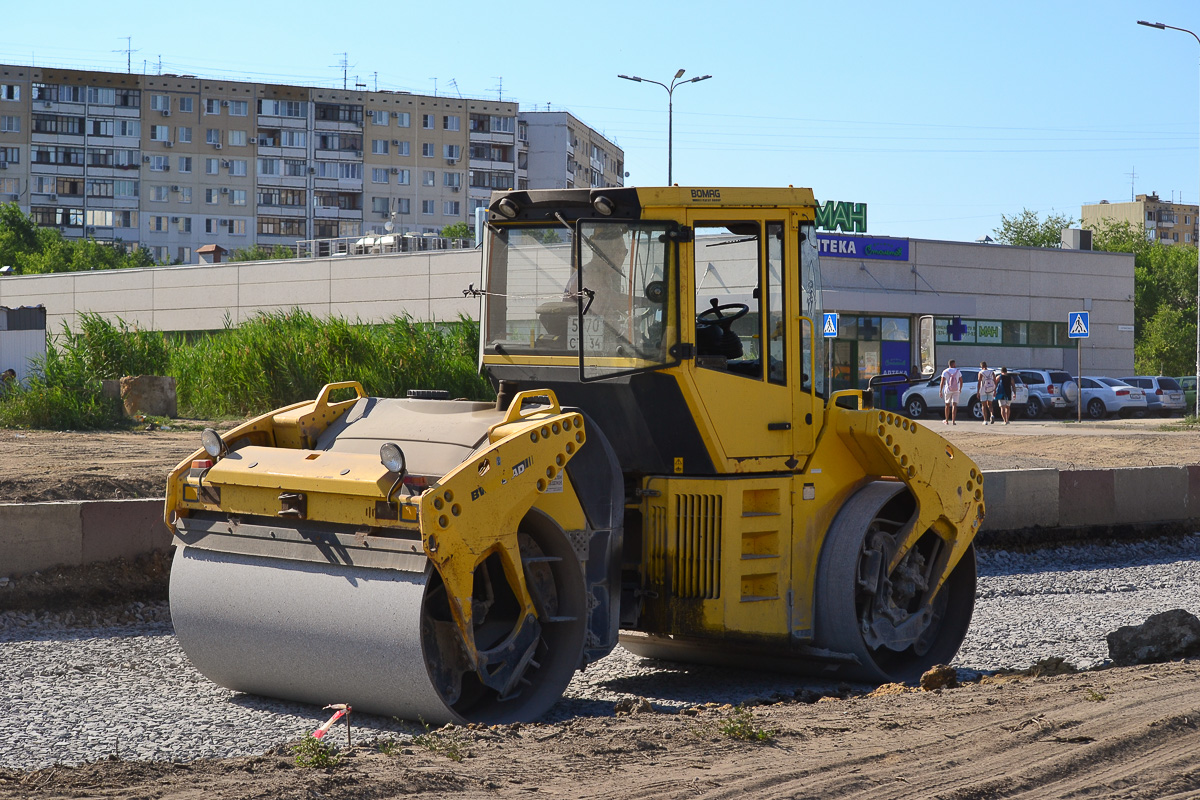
{"left": 694, "top": 222, "right": 763, "bottom": 378}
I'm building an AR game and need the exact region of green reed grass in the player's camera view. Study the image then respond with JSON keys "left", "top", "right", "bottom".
{"left": 0, "top": 309, "right": 492, "bottom": 428}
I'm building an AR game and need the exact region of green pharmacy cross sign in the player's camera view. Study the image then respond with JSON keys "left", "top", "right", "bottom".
{"left": 815, "top": 201, "right": 867, "bottom": 233}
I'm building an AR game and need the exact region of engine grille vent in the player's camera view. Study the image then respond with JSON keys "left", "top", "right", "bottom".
{"left": 672, "top": 493, "right": 722, "bottom": 599}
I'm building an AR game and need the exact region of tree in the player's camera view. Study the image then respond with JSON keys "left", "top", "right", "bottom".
{"left": 229, "top": 244, "right": 296, "bottom": 262}
{"left": 992, "top": 209, "right": 1076, "bottom": 248}
{"left": 439, "top": 222, "right": 471, "bottom": 241}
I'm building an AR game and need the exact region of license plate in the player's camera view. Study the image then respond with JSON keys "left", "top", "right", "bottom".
{"left": 567, "top": 315, "right": 604, "bottom": 351}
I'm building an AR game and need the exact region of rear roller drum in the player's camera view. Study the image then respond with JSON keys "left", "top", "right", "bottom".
{"left": 171, "top": 517, "right": 587, "bottom": 725}
{"left": 814, "top": 482, "right": 976, "bottom": 684}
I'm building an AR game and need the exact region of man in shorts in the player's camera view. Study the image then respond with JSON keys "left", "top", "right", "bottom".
{"left": 940, "top": 358, "right": 963, "bottom": 425}
{"left": 995, "top": 366, "right": 1014, "bottom": 425}
{"left": 978, "top": 361, "right": 997, "bottom": 425}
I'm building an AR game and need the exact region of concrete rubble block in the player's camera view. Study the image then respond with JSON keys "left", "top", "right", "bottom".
{"left": 1058, "top": 470, "right": 1115, "bottom": 528}
{"left": 1107, "top": 609, "right": 1200, "bottom": 666}
{"left": 80, "top": 499, "right": 170, "bottom": 564}
{"left": 1112, "top": 466, "right": 1189, "bottom": 525}
{"left": 119, "top": 375, "right": 177, "bottom": 418}
{"left": 980, "top": 469, "right": 1059, "bottom": 531}
{"left": 0, "top": 502, "right": 83, "bottom": 576}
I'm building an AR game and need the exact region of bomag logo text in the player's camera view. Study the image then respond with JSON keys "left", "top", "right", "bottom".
{"left": 512, "top": 457, "right": 533, "bottom": 478}
{"left": 690, "top": 188, "right": 721, "bottom": 202}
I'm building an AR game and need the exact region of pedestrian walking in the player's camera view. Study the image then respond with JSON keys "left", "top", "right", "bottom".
{"left": 978, "top": 361, "right": 997, "bottom": 424}
{"left": 940, "top": 359, "right": 963, "bottom": 424}
{"left": 995, "top": 366, "right": 1015, "bottom": 425}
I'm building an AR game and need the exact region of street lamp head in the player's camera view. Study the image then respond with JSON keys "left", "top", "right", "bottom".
{"left": 674, "top": 68, "right": 686, "bottom": 79}
{"left": 1138, "top": 20, "right": 1166, "bottom": 29}
{"left": 617, "top": 74, "right": 643, "bottom": 82}
{"left": 691, "top": 75, "right": 713, "bottom": 84}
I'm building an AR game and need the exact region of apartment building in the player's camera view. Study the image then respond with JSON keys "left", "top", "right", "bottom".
{"left": 0, "top": 63, "right": 535, "bottom": 261}
{"left": 1081, "top": 193, "right": 1199, "bottom": 246}
{"left": 518, "top": 111, "right": 624, "bottom": 190}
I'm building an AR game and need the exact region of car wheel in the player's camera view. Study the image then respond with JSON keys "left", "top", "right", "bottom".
{"left": 1024, "top": 396, "right": 1043, "bottom": 419}
{"left": 1086, "top": 398, "right": 1106, "bottom": 419}
{"left": 905, "top": 395, "right": 926, "bottom": 418}
{"left": 968, "top": 396, "right": 983, "bottom": 420}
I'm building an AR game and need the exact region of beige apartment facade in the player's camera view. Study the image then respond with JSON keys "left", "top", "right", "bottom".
{"left": 1081, "top": 193, "right": 1199, "bottom": 246}
{"left": 0, "top": 64, "right": 622, "bottom": 261}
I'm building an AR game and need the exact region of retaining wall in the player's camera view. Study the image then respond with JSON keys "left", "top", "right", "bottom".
{"left": 2, "top": 465, "right": 1199, "bottom": 577}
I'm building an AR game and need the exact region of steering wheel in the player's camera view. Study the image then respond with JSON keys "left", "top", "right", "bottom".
{"left": 697, "top": 300, "right": 749, "bottom": 329}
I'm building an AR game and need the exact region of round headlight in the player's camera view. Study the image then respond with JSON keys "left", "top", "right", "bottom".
{"left": 200, "top": 427, "right": 224, "bottom": 458}
{"left": 592, "top": 195, "right": 615, "bottom": 216}
{"left": 380, "top": 442, "right": 407, "bottom": 474}
{"left": 496, "top": 198, "right": 520, "bottom": 219}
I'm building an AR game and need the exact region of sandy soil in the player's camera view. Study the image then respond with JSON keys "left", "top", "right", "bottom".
{"left": 3, "top": 415, "right": 1200, "bottom": 798}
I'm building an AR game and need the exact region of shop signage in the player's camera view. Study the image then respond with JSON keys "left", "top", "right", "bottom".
{"left": 815, "top": 234, "right": 909, "bottom": 261}
{"left": 815, "top": 200, "right": 867, "bottom": 233}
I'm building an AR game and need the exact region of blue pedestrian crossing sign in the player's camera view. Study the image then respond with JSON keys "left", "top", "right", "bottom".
{"left": 1068, "top": 311, "right": 1089, "bottom": 339}
{"left": 822, "top": 313, "right": 839, "bottom": 338}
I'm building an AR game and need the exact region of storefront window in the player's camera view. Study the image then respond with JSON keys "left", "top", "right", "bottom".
{"left": 856, "top": 316, "right": 881, "bottom": 341}
{"left": 881, "top": 317, "right": 909, "bottom": 341}
{"left": 975, "top": 320, "right": 1002, "bottom": 344}
{"left": 1028, "top": 322, "right": 1053, "bottom": 346}
{"left": 1002, "top": 321, "right": 1027, "bottom": 345}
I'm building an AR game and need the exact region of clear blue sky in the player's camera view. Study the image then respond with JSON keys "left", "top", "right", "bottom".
{"left": 2, "top": 0, "right": 1199, "bottom": 242}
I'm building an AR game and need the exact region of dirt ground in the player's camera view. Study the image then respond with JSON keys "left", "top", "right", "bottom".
{"left": 3, "top": 415, "right": 1200, "bottom": 799}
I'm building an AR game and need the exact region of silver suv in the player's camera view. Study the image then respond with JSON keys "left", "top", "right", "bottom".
{"left": 1016, "top": 369, "right": 1079, "bottom": 419}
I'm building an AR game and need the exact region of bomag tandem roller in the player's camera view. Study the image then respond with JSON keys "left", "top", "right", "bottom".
{"left": 166, "top": 187, "right": 984, "bottom": 725}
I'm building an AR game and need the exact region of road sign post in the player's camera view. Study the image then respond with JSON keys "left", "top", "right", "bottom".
{"left": 823, "top": 313, "right": 838, "bottom": 397}
{"left": 1068, "top": 312, "right": 1090, "bottom": 422}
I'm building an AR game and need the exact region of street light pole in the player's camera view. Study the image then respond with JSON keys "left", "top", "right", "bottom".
{"left": 1139, "top": 20, "right": 1200, "bottom": 417}
{"left": 617, "top": 69, "right": 712, "bottom": 185}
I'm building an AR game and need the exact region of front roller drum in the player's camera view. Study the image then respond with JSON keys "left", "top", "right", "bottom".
{"left": 814, "top": 481, "right": 977, "bottom": 684}
{"left": 170, "top": 520, "right": 588, "bottom": 725}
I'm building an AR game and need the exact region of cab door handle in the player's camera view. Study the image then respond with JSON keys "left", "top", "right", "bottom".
{"left": 767, "top": 422, "right": 791, "bottom": 431}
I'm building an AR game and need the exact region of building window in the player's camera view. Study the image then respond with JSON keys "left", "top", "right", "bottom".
{"left": 0, "top": 116, "right": 18, "bottom": 133}
{"left": 443, "top": 200, "right": 460, "bottom": 216}
{"left": 422, "top": 170, "right": 435, "bottom": 186}
{"left": 230, "top": 189, "right": 246, "bottom": 206}
{"left": 372, "top": 139, "right": 388, "bottom": 155}
{"left": 0, "top": 146, "right": 18, "bottom": 165}
{"left": 150, "top": 155, "right": 169, "bottom": 171}
{"left": 444, "top": 144, "right": 460, "bottom": 161}
{"left": 151, "top": 185, "right": 169, "bottom": 202}
{"left": 369, "top": 110, "right": 388, "bottom": 125}
{"left": 177, "top": 126, "right": 192, "bottom": 143}
{"left": 178, "top": 156, "right": 192, "bottom": 173}
{"left": 258, "top": 99, "right": 306, "bottom": 117}
{"left": 150, "top": 94, "right": 170, "bottom": 111}
{"left": 279, "top": 130, "right": 306, "bottom": 148}
{"left": 396, "top": 112, "right": 411, "bottom": 128}
{"left": 314, "top": 103, "right": 363, "bottom": 125}
{"left": 422, "top": 143, "right": 434, "bottom": 157}
{"left": 0, "top": 85, "right": 20, "bottom": 101}
{"left": 180, "top": 187, "right": 192, "bottom": 203}
{"left": 87, "top": 179, "right": 114, "bottom": 198}
{"left": 178, "top": 97, "right": 194, "bottom": 113}
{"left": 206, "top": 129, "right": 220, "bottom": 145}
{"left": 150, "top": 215, "right": 169, "bottom": 232}
{"left": 443, "top": 115, "right": 460, "bottom": 131}
{"left": 114, "top": 180, "right": 137, "bottom": 198}
{"left": 228, "top": 100, "right": 248, "bottom": 116}
{"left": 177, "top": 217, "right": 192, "bottom": 233}
{"left": 205, "top": 218, "right": 218, "bottom": 234}
{"left": 422, "top": 114, "right": 434, "bottom": 129}
{"left": 205, "top": 99, "right": 220, "bottom": 115}
{"left": 86, "top": 209, "right": 113, "bottom": 227}
{"left": 444, "top": 172, "right": 460, "bottom": 188}
{"left": 205, "top": 158, "right": 219, "bottom": 175}
{"left": 372, "top": 197, "right": 389, "bottom": 214}
{"left": 421, "top": 199, "right": 434, "bottom": 215}
{"left": 150, "top": 125, "right": 169, "bottom": 141}
{"left": 371, "top": 168, "right": 388, "bottom": 183}
{"left": 258, "top": 158, "right": 280, "bottom": 176}
{"left": 396, "top": 141, "right": 410, "bottom": 156}
{"left": 178, "top": 246, "right": 191, "bottom": 262}
{"left": 284, "top": 158, "right": 306, "bottom": 176}
{"left": 228, "top": 130, "right": 247, "bottom": 147}
{"left": 396, "top": 168, "right": 410, "bottom": 185}
{"left": 206, "top": 189, "right": 219, "bottom": 204}
{"left": 396, "top": 198, "right": 410, "bottom": 214}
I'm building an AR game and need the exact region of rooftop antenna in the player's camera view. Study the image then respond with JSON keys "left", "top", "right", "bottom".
{"left": 1127, "top": 166, "right": 1138, "bottom": 201}
{"left": 493, "top": 76, "right": 504, "bottom": 101}
{"left": 331, "top": 53, "right": 351, "bottom": 89}
{"left": 448, "top": 79, "right": 462, "bottom": 98}
{"left": 430, "top": 78, "right": 437, "bottom": 97}
{"left": 113, "top": 36, "right": 138, "bottom": 74}
{"left": 372, "top": 71, "right": 378, "bottom": 92}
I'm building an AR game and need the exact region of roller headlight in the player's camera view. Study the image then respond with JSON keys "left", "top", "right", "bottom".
{"left": 380, "top": 442, "right": 407, "bottom": 475}
{"left": 200, "top": 428, "right": 225, "bottom": 459}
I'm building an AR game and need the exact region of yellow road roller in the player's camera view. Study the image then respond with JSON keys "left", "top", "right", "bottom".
{"left": 165, "top": 187, "right": 984, "bottom": 725}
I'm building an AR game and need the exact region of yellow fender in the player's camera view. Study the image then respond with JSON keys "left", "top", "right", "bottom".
{"left": 418, "top": 390, "right": 586, "bottom": 670}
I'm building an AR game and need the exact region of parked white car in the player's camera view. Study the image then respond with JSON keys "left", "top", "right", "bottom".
{"left": 902, "top": 368, "right": 1029, "bottom": 420}
{"left": 1120, "top": 376, "right": 1187, "bottom": 416}
{"left": 1078, "top": 377, "right": 1147, "bottom": 419}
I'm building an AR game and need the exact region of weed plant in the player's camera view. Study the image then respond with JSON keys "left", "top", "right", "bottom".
{"left": 717, "top": 706, "right": 775, "bottom": 743}
{"left": 290, "top": 736, "right": 342, "bottom": 769}
{"left": 0, "top": 309, "right": 492, "bottom": 428}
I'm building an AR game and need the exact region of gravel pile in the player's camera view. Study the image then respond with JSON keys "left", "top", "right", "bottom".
{"left": 3, "top": 535, "right": 1200, "bottom": 771}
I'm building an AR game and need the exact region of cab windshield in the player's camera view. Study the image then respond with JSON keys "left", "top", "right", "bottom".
{"left": 484, "top": 221, "right": 677, "bottom": 377}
